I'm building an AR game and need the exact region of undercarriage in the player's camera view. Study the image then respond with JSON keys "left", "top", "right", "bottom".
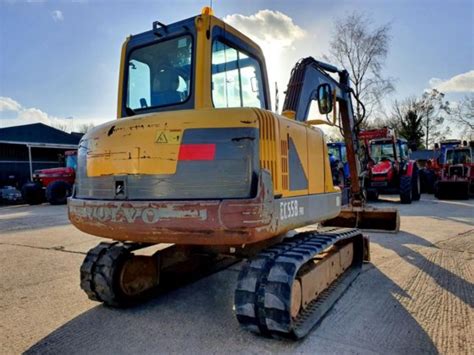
{"left": 80, "top": 227, "right": 368, "bottom": 338}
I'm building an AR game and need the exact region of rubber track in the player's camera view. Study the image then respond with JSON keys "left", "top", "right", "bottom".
{"left": 234, "top": 228, "right": 364, "bottom": 339}
{"left": 80, "top": 241, "right": 139, "bottom": 307}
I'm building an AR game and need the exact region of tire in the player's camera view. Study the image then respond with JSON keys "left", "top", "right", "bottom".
{"left": 412, "top": 166, "right": 421, "bottom": 201}
{"left": 81, "top": 242, "right": 156, "bottom": 307}
{"left": 366, "top": 188, "right": 379, "bottom": 201}
{"left": 434, "top": 181, "right": 441, "bottom": 199}
{"left": 21, "top": 182, "right": 44, "bottom": 205}
{"left": 81, "top": 242, "right": 133, "bottom": 307}
{"left": 421, "top": 169, "right": 436, "bottom": 194}
{"left": 419, "top": 169, "right": 427, "bottom": 193}
{"left": 399, "top": 175, "right": 413, "bottom": 204}
{"left": 45, "top": 180, "right": 72, "bottom": 205}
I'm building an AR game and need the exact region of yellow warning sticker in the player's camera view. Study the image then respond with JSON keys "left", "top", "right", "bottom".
{"left": 155, "top": 129, "right": 182, "bottom": 144}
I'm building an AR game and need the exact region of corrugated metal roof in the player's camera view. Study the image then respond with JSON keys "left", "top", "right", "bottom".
{"left": 0, "top": 123, "right": 82, "bottom": 145}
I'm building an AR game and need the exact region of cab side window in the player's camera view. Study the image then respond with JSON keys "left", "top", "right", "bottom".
{"left": 341, "top": 145, "right": 347, "bottom": 163}
{"left": 211, "top": 40, "right": 265, "bottom": 108}
{"left": 395, "top": 143, "right": 401, "bottom": 161}
{"left": 400, "top": 143, "right": 409, "bottom": 159}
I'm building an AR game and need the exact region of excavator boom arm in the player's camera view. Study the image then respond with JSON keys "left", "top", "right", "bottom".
{"left": 283, "top": 57, "right": 363, "bottom": 204}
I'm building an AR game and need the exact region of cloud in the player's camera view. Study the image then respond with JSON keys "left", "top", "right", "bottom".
{"left": 0, "top": 96, "right": 70, "bottom": 130}
{"left": 429, "top": 70, "right": 474, "bottom": 93}
{"left": 51, "top": 10, "right": 64, "bottom": 22}
{"left": 224, "top": 10, "right": 307, "bottom": 111}
{"left": 224, "top": 10, "right": 305, "bottom": 49}
{"left": 0, "top": 97, "right": 22, "bottom": 112}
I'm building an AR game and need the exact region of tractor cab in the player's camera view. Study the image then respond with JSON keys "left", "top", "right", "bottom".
{"left": 442, "top": 145, "right": 473, "bottom": 183}
{"left": 437, "top": 139, "right": 462, "bottom": 165}
{"left": 359, "top": 128, "right": 419, "bottom": 203}
{"left": 65, "top": 150, "right": 78, "bottom": 170}
{"left": 368, "top": 137, "right": 409, "bottom": 163}
{"left": 327, "top": 142, "right": 349, "bottom": 186}
{"left": 368, "top": 137, "right": 410, "bottom": 172}
{"left": 445, "top": 147, "right": 472, "bottom": 165}
{"left": 435, "top": 143, "right": 474, "bottom": 199}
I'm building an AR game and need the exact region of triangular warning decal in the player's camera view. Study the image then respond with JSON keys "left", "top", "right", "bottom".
{"left": 156, "top": 131, "right": 168, "bottom": 143}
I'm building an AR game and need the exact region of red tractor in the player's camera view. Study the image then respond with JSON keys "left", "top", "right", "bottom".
{"left": 360, "top": 128, "right": 420, "bottom": 204}
{"left": 21, "top": 150, "right": 77, "bottom": 205}
{"left": 434, "top": 142, "right": 473, "bottom": 199}
{"left": 419, "top": 139, "right": 461, "bottom": 193}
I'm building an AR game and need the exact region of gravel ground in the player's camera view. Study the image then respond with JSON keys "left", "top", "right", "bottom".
{"left": 0, "top": 195, "right": 472, "bottom": 354}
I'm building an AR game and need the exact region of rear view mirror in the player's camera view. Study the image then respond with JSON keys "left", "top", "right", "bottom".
{"left": 317, "top": 83, "right": 333, "bottom": 115}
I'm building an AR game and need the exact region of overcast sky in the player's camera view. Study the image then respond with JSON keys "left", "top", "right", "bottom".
{"left": 0, "top": 0, "right": 472, "bottom": 132}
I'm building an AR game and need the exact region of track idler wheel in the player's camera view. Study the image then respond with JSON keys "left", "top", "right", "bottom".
{"left": 80, "top": 242, "right": 159, "bottom": 307}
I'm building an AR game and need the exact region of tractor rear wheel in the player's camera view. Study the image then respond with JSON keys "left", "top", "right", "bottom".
{"left": 21, "top": 182, "right": 44, "bottom": 205}
{"left": 366, "top": 188, "right": 379, "bottom": 201}
{"left": 434, "top": 181, "right": 442, "bottom": 199}
{"left": 420, "top": 169, "right": 436, "bottom": 194}
{"left": 399, "top": 175, "right": 413, "bottom": 204}
{"left": 46, "top": 180, "right": 72, "bottom": 205}
{"left": 412, "top": 166, "right": 421, "bottom": 201}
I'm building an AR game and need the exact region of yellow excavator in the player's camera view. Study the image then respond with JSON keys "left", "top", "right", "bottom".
{"left": 68, "top": 8, "right": 398, "bottom": 338}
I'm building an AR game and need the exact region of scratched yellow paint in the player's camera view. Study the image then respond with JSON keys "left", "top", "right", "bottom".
{"left": 85, "top": 108, "right": 259, "bottom": 176}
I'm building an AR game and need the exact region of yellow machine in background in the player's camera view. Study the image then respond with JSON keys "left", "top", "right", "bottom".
{"left": 69, "top": 8, "right": 397, "bottom": 338}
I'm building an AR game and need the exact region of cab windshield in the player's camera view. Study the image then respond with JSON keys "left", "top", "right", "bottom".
{"left": 66, "top": 155, "right": 77, "bottom": 170}
{"left": 370, "top": 142, "right": 395, "bottom": 163}
{"left": 446, "top": 149, "right": 472, "bottom": 164}
{"left": 127, "top": 35, "right": 193, "bottom": 110}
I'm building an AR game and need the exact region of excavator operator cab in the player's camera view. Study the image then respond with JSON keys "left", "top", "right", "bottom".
{"left": 119, "top": 9, "right": 271, "bottom": 118}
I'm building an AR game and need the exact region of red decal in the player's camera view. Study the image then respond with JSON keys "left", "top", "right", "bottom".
{"left": 178, "top": 144, "right": 216, "bottom": 160}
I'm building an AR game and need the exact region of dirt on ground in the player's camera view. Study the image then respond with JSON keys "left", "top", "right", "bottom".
{"left": 0, "top": 195, "right": 472, "bottom": 354}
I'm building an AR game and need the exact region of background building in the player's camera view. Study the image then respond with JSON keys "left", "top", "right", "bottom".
{"left": 0, "top": 123, "right": 82, "bottom": 187}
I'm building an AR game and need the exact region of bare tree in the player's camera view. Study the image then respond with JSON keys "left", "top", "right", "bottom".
{"left": 324, "top": 127, "right": 343, "bottom": 142}
{"left": 51, "top": 122, "right": 69, "bottom": 132}
{"left": 77, "top": 123, "right": 95, "bottom": 133}
{"left": 324, "top": 12, "right": 394, "bottom": 126}
{"left": 419, "top": 89, "right": 451, "bottom": 147}
{"left": 449, "top": 95, "right": 474, "bottom": 140}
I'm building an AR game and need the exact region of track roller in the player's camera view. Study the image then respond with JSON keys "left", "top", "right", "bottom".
{"left": 234, "top": 228, "right": 366, "bottom": 339}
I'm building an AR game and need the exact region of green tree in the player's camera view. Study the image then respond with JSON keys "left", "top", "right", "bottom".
{"left": 399, "top": 110, "right": 424, "bottom": 150}
{"left": 390, "top": 97, "right": 424, "bottom": 149}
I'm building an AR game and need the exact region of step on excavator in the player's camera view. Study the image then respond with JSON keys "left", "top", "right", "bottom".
{"left": 68, "top": 8, "right": 399, "bottom": 339}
